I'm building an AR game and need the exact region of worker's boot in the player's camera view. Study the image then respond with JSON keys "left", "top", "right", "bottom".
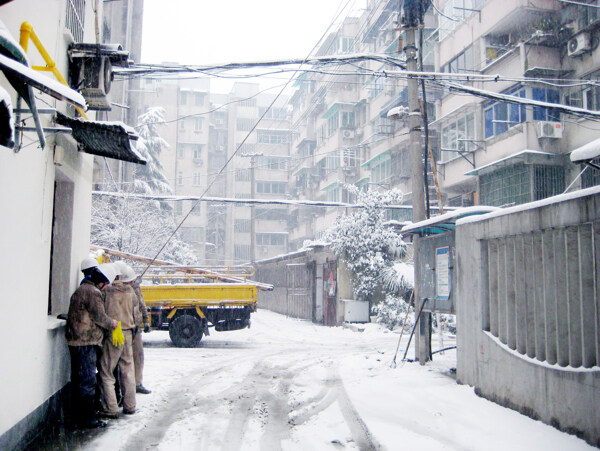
{"left": 136, "top": 384, "right": 151, "bottom": 394}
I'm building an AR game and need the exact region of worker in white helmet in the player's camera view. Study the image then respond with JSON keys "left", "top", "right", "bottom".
{"left": 98, "top": 262, "right": 138, "bottom": 418}
{"left": 121, "top": 264, "right": 152, "bottom": 394}
{"left": 80, "top": 257, "right": 99, "bottom": 285}
{"left": 66, "top": 263, "right": 118, "bottom": 429}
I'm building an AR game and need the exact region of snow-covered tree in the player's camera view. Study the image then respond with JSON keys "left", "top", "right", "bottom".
{"left": 325, "top": 186, "right": 407, "bottom": 303}
{"left": 91, "top": 192, "right": 198, "bottom": 265}
{"left": 91, "top": 107, "right": 197, "bottom": 265}
{"left": 133, "top": 107, "right": 172, "bottom": 195}
{"left": 373, "top": 262, "right": 414, "bottom": 330}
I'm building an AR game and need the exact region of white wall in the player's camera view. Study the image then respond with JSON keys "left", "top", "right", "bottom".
{"left": 0, "top": 0, "right": 97, "bottom": 439}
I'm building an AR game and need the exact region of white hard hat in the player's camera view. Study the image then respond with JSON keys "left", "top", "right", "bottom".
{"left": 120, "top": 264, "right": 137, "bottom": 283}
{"left": 81, "top": 257, "right": 99, "bottom": 271}
{"left": 113, "top": 261, "right": 128, "bottom": 276}
{"left": 97, "top": 263, "right": 117, "bottom": 284}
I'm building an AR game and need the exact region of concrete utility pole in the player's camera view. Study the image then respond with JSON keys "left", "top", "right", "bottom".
{"left": 241, "top": 152, "right": 263, "bottom": 263}
{"left": 403, "top": 0, "right": 431, "bottom": 364}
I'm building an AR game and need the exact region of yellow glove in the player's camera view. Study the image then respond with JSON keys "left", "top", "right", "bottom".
{"left": 112, "top": 321, "right": 125, "bottom": 347}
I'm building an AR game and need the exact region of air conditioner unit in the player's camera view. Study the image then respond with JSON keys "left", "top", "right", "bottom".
{"left": 536, "top": 121, "right": 563, "bottom": 139}
{"left": 568, "top": 33, "right": 591, "bottom": 57}
{"left": 68, "top": 43, "right": 129, "bottom": 111}
{"left": 342, "top": 130, "right": 355, "bottom": 139}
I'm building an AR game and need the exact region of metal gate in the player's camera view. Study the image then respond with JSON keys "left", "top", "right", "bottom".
{"left": 286, "top": 263, "right": 314, "bottom": 320}
{"left": 323, "top": 260, "right": 338, "bottom": 326}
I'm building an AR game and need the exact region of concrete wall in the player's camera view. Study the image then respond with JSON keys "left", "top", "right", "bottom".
{"left": 0, "top": 1, "right": 98, "bottom": 448}
{"left": 455, "top": 186, "right": 600, "bottom": 446}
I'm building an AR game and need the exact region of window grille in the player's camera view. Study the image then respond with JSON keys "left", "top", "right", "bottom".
{"left": 582, "top": 159, "right": 600, "bottom": 188}
{"left": 66, "top": 0, "right": 85, "bottom": 42}
{"left": 533, "top": 165, "right": 564, "bottom": 201}
{"left": 480, "top": 163, "right": 530, "bottom": 207}
{"left": 234, "top": 220, "right": 251, "bottom": 233}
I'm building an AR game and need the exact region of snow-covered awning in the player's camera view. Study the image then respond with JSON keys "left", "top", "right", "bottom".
{"left": 0, "top": 52, "right": 86, "bottom": 109}
{"left": 55, "top": 112, "right": 146, "bottom": 165}
{"left": 465, "top": 150, "right": 565, "bottom": 176}
{"left": 401, "top": 206, "right": 501, "bottom": 236}
{"left": 570, "top": 138, "right": 600, "bottom": 166}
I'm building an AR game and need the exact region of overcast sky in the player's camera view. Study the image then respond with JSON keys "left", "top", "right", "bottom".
{"left": 141, "top": 0, "right": 361, "bottom": 91}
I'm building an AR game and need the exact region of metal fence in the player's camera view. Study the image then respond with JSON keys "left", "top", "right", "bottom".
{"left": 256, "top": 258, "right": 314, "bottom": 321}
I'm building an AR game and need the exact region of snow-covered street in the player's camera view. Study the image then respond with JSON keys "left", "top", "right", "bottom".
{"left": 60, "top": 309, "right": 595, "bottom": 450}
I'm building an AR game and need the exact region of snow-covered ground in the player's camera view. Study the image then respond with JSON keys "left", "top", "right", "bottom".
{"left": 79, "top": 310, "right": 592, "bottom": 451}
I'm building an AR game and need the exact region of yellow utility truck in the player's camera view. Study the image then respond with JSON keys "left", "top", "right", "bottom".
{"left": 90, "top": 246, "right": 272, "bottom": 347}
{"left": 142, "top": 280, "right": 258, "bottom": 347}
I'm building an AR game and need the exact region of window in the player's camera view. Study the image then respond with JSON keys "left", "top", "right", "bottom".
{"left": 238, "top": 98, "right": 257, "bottom": 107}
{"left": 194, "top": 92, "right": 204, "bottom": 106}
{"left": 179, "top": 119, "right": 185, "bottom": 130}
{"left": 175, "top": 202, "right": 183, "bottom": 215}
{"left": 177, "top": 171, "right": 183, "bottom": 185}
{"left": 193, "top": 146, "right": 202, "bottom": 160}
{"left": 341, "top": 111, "right": 355, "bottom": 128}
{"left": 258, "top": 107, "right": 287, "bottom": 119}
{"left": 194, "top": 118, "right": 203, "bottom": 132}
{"left": 441, "top": 112, "right": 475, "bottom": 162}
{"left": 371, "top": 157, "right": 391, "bottom": 185}
{"left": 236, "top": 118, "right": 254, "bottom": 131}
{"left": 317, "top": 123, "right": 327, "bottom": 145}
{"left": 193, "top": 172, "right": 201, "bottom": 186}
{"left": 326, "top": 150, "right": 340, "bottom": 173}
{"left": 258, "top": 156, "right": 288, "bottom": 170}
{"left": 341, "top": 37, "right": 355, "bottom": 53}
{"left": 180, "top": 227, "right": 203, "bottom": 242}
{"left": 368, "top": 76, "right": 384, "bottom": 98}
{"left": 256, "top": 181, "right": 287, "bottom": 194}
{"left": 234, "top": 219, "right": 251, "bottom": 233}
{"left": 177, "top": 147, "right": 185, "bottom": 159}
{"left": 327, "top": 113, "right": 339, "bottom": 137}
{"left": 235, "top": 169, "right": 251, "bottom": 181}
{"left": 479, "top": 164, "right": 564, "bottom": 207}
{"left": 442, "top": 45, "right": 474, "bottom": 73}
{"left": 256, "top": 233, "right": 286, "bottom": 246}
{"left": 180, "top": 91, "right": 187, "bottom": 105}
{"left": 66, "top": 0, "right": 85, "bottom": 42}
{"left": 532, "top": 88, "right": 560, "bottom": 122}
{"left": 484, "top": 86, "right": 526, "bottom": 139}
{"left": 257, "top": 131, "right": 288, "bottom": 144}
{"left": 190, "top": 203, "right": 202, "bottom": 215}
{"left": 234, "top": 245, "right": 251, "bottom": 261}
{"left": 255, "top": 208, "right": 288, "bottom": 221}
{"left": 582, "top": 158, "right": 600, "bottom": 188}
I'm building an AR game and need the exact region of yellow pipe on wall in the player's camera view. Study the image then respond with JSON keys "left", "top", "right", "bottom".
{"left": 19, "top": 21, "right": 87, "bottom": 119}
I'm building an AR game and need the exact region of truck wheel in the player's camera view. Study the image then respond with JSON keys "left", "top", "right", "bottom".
{"left": 169, "top": 315, "right": 203, "bottom": 347}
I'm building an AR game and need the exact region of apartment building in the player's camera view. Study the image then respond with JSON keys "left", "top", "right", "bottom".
{"left": 435, "top": 0, "right": 600, "bottom": 207}
{"left": 289, "top": 0, "right": 600, "bottom": 246}
{"left": 134, "top": 79, "right": 291, "bottom": 265}
{"left": 289, "top": 1, "right": 438, "bottom": 248}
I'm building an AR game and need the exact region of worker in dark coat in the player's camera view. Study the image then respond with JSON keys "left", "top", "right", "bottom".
{"left": 66, "top": 263, "right": 118, "bottom": 429}
{"left": 98, "top": 264, "right": 138, "bottom": 417}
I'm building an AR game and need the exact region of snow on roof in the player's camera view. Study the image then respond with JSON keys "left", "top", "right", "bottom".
{"left": 0, "top": 53, "right": 86, "bottom": 108}
{"left": 401, "top": 206, "right": 500, "bottom": 234}
{"left": 456, "top": 185, "right": 600, "bottom": 227}
{"left": 570, "top": 137, "right": 600, "bottom": 163}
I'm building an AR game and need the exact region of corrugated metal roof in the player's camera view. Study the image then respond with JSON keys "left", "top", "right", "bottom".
{"left": 56, "top": 112, "right": 146, "bottom": 165}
